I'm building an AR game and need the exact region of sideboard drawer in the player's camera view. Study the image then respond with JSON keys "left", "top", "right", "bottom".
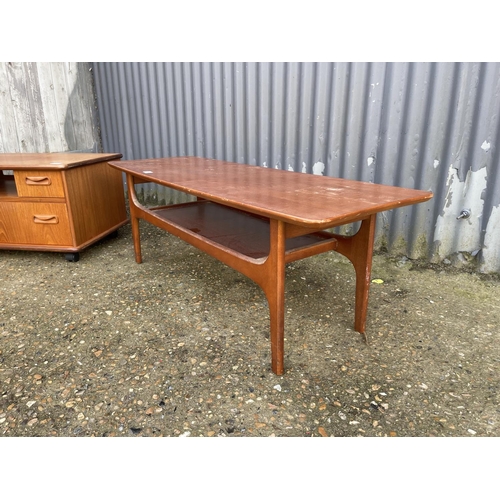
{"left": 0, "top": 201, "right": 72, "bottom": 245}
{"left": 14, "top": 170, "right": 65, "bottom": 198}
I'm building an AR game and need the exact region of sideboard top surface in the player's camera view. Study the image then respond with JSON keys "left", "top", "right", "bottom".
{"left": 0, "top": 153, "right": 122, "bottom": 170}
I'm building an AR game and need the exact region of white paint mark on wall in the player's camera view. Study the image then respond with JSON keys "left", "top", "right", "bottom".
{"left": 367, "top": 156, "right": 375, "bottom": 167}
{"left": 302, "top": 162, "right": 307, "bottom": 173}
{"left": 481, "top": 140, "right": 491, "bottom": 153}
{"left": 312, "top": 161, "right": 325, "bottom": 175}
{"left": 433, "top": 164, "right": 487, "bottom": 258}
{"left": 481, "top": 205, "right": 500, "bottom": 273}
{"left": 433, "top": 160, "right": 440, "bottom": 169}
{"left": 288, "top": 164, "right": 294, "bottom": 172}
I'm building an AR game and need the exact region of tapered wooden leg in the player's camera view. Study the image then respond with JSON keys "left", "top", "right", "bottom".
{"left": 335, "top": 214, "right": 377, "bottom": 334}
{"left": 126, "top": 173, "right": 143, "bottom": 264}
{"left": 263, "top": 219, "right": 286, "bottom": 375}
{"left": 130, "top": 214, "right": 142, "bottom": 264}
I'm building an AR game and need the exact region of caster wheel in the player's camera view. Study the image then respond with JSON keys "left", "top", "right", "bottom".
{"left": 64, "top": 252, "right": 80, "bottom": 262}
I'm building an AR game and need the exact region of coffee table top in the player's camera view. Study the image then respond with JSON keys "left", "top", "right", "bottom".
{"left": 109, "top": 156, "right": 433, "bottom": 228}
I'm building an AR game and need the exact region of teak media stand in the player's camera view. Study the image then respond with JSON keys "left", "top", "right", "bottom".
{"left": 0, "top": 153, "right": 128, "bottom": 261}
{"left": 109, "top": 157, "right": 433, "bottom": 375}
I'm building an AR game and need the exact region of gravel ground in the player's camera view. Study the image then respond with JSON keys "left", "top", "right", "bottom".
{"left": 1, "top": 220, "right": 499, "bottom": 439}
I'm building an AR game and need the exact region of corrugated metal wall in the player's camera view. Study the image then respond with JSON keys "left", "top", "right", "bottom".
{"left": 0, "top": 62, "right": 100, "bottom": 154}
{"left": 93, "top": 62, "right": 500, "bottom": 274}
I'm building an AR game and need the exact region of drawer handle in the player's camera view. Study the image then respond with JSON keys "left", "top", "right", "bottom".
{"left": 25, "top": 176, "right": 52, "bottom": 186}
{"left": 33, "top": 215, "right": 59, "bottom": 224}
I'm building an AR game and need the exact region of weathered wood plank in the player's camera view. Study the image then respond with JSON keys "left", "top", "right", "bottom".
{"left": 0, "top": 63, "right": 20, "bottom": 153}
{"left": 65, "top": 62, "right": 98, "bottom": 151}
{"left": 0, "top": 62, "right": 99, "bottom": 154}
{"left": 36, "top": 63, "right": 67, "bottom": 152}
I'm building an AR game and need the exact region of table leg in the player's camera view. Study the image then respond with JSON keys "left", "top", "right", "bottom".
{"left": 126, "top": 173, "right": 143, "bottom": 264}
{"left": 262, "top": 219, "right": 286, "bottom": 375}
{"left": 335, "top": 214, "right": 376, "bottom": 335}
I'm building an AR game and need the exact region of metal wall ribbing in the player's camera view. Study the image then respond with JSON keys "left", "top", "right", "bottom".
{"left": 93, "top": 62, "right": 500, "bottom": 273}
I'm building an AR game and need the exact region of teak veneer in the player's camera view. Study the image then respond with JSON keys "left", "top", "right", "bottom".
{"left": 0, "top": 153, "right": 128, "bottom": 261}
{"left": 109, "top": 156, "right": 433, "bottom": 375}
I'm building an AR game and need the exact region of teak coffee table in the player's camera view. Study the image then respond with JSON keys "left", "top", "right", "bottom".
{"left": 109, "top": 157, "right": 433, "bottom": 375}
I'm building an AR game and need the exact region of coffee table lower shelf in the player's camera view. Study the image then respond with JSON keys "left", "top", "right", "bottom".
{"left": 150, "top": 200, "right": 338, "bottom": 262}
